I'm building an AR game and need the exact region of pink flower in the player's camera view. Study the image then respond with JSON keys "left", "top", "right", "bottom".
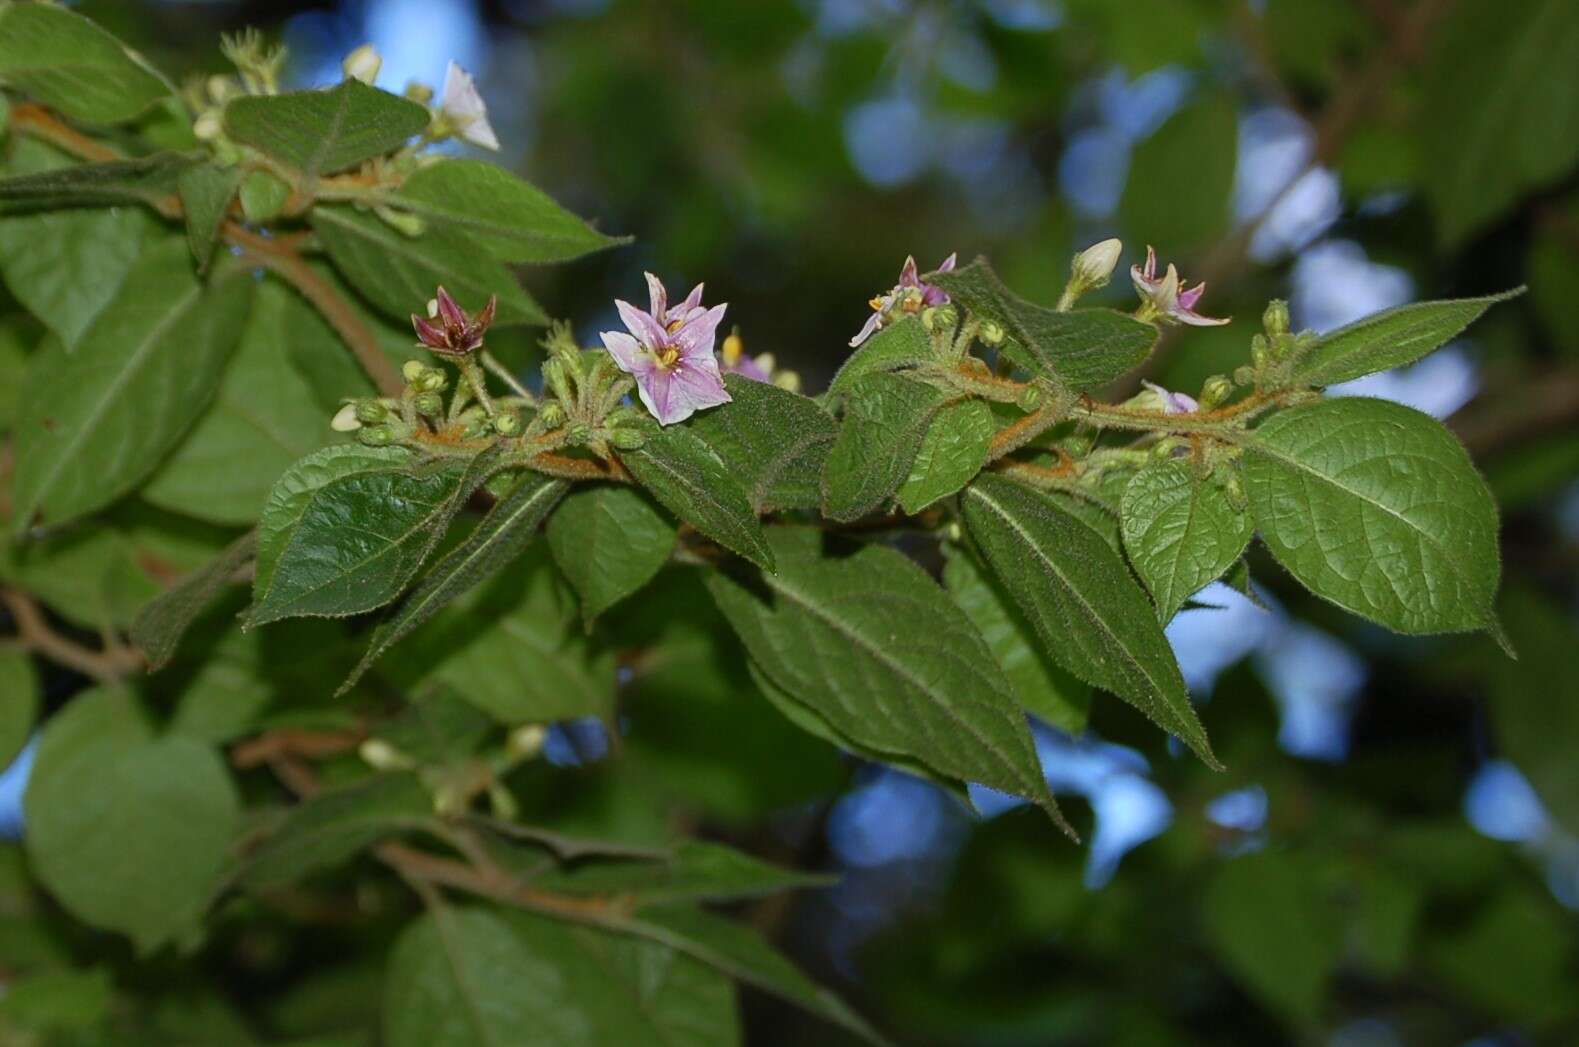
{"left": 411, "top": 286, "right": 496, "bottom": 355}
{"left": 440, "top": 61, "right": 500, "bottom": 151}
{"left": 1130, "top": 246, "right": 1229, "bottom": 326}
{"left": 849, "top": 252, "right": 958, "bottom": 347}
{"left": 1142, "top": 380, "right": 1199, "bottom": 414}
{"left": 720, "top": 328, "right": 771, "bottom": 383}
{"left": 601, "top": 273, "right": 730, "bottom": 426}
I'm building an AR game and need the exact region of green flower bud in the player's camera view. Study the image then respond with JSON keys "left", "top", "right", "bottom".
{"left": 491, "top": 410, "right": 522, "bottom": 436}
{"left": 1233, "top": 365, "right": 1256, "bottom": 387}
{"left": 402, "top": 359, "right": 428, "bottom": 385}
{"left": 1198, "top": 375, "right": 1233, "bottom": 409}
{"left": 1250, "top": 334, "right": 1271, "bottom": 371}
{"left": 404, "top": 81, "right": 434, "bottom": 105}
{"left": 538, "top": 401, "right": 566, "bottom": 429}
{"left": 1263, "top": 299, "right": 1290, "bottom": 339}
{"left": 608, "top": 427, "right": 647, "bottom": 451}
{"left": 1152, "top": 437, "right": 1185, "bottom": 461}
{"left": 412, "top": 390, "right": 443, "bottom": 417}
{"left": 1016, "top": 384, "right": 1043, "bottom": 412}
{"left": 566, "top": 421, "right": 592, "bottom": 445}
{"left": 416, "top": 367, "right": 448, "bottom": 393}
{"left": 354, "top": 399, "right": 388, "bottom": 424}
{"left": 358, "top": 424, "right": 395, "bottom": 447}
{"left": 923, "top": 304, "right": 958, "bottom": 332}
{"left": 1061, "top": 431, "right": 1095, "bottom": 458}
{"left": 542, "top": 358, "right": 575, "bottom": 407}
{"left": 979, "top": 319, "right": 1006, "bottom": 347}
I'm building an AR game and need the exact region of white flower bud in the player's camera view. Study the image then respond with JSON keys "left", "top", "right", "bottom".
{"left": 359, "top": 738, "right": 414, "bottom": 771}
{"left": 402, "top": 359, "right": 428, "bottom": 384}
{"left": 1072, "top": 238, "right": 1122, "bottom": 287}
{"left": 508, "top": 724, "right": 547, "bottom": 760}
{"left": 192, "top": 109, "right": 223, "bottom": 142}
{"left": 331, "top": 402, "right": 363, "bottom": 432}
{"left": 342, "top": 43, "right": 382, "bottom": 85}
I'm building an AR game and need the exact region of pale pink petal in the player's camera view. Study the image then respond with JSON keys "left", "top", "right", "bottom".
{"left": 665, "top": 362, "right": 733, "bottom": 420}
{"left": 644, "top": 272, "right": 668, "bottom": 321}
{"left": 678, "top": 282, "right": 705, "bottom": 316}
{"left": 729, "top": 354, "right": 772, "bottom": 383}
{"left": 674, "top": 303, "right": 728, "bottom": 360}
{"left": 936, "top": 252, "right": 957, "bottom": 272}
{"left": 636, "top": 367, "right": 677, "bottom": 424}
{"left": 1174, "top": 308, "right": 1232, "bottom": 327}
{"left": 849, "top": 311, "right": 884, "bottom": 347}
{"left": 898, "top": 255, "right": 920, "bottom": 288}
{"left": 616, "top": 299, "right": 667, "bottom": 348}
{"left": 601, "top": 330, "right": 653, "bottom": 375}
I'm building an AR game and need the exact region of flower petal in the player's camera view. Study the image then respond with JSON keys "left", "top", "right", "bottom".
{"left": 644, "top": 272, "right": 668, "bottom": 321}
{"left": 435, "top": 286, "right": 465, "bottom": 329}
{"left": 849, "top": 311, "right": 884, "bottom": 347}
{"left": 898, "top": 255, "right": 920, "bottom": 288}
{"left": 600, "top": 330, "right": 652, "bottom": 375}
{"left": 936, "top": 252, "right": 958, "bottom": 273}
{"left": 615, "top": 299, "right": 667, "bottom": 348}
{"left": 674, "top": 303, "right": 728, "bottom": 359}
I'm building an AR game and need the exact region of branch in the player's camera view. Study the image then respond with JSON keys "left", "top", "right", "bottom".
{"left": 7, "top": 103, "right": 121, "bottom": 163}
{"left": 223, "top": 223, "right": 403, "bottom": 396}
{"left": 0, "top": 588, "right": 141, "bottom": 682}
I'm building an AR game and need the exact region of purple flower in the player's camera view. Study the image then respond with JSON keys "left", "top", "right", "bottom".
{"left": 601, "top": 273, "right": 730, "bottom": 426}
{"left": 720, "top": 328, "right": 772, "bottom": 382}
{"left": 1130, "top": 246, "right": 1229, "bottom": 327}
{"left": 849, "top": 252, "right": 958, "bottom": 347}
{"left": 1142, "top": 380, "right": 1199, "bottom": 414}
{"left": 411, "top": 286, "right": 496, "bottom": 355}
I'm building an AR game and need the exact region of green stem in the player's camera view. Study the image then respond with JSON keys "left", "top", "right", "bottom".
{"left": 481, "top": 351, "right": 536, "bottom": 405}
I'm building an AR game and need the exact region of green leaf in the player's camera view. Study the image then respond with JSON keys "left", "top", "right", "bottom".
{"left": 821, "top": 372, "right": 950, "bottom": 522}
{"left": 342, "top": 470, "right": 569, "bottom": 692}
{"left": 1487, "top": 588, "right": 1579, "bottom": 836}
{"left": 394, "top": 546, "right": 617, "bottom": 725}
{"left": 707, "top": 529, "right": 1066, "bottom": 829}
{"left": 0, "top": 3, "right": 171, "bottom": 124}
{"left": 547, "top": 484, "right": 675, "bottom": 621}
{"left": 142, "top": 280, "right": 335, "bottom": 524}
{"left": 1291, "top": 291, "right": 1522, "bottom": 387}
{"left": 961, "top": 473, "right": 1216, "bottom": 767}
{"left": 176, "top": 163, "right": 241, "bottom": 271}
{"left": 929, "top": 258, "right": 1157, "bottom": 389}
{"left": 1119, "top": 94, "right": 1237, "bottom": 250}
{"left": 249, "top": 447, "right": 491, "bottom": 626}
{"left": 1204, "top": 850, "right": 1341, "bottom": 1023}
{"left": 829, "top": 316, "right": 933, "bottom": 394}
{"left": 238, "top": 168, "right": 291, "bottom": 223}
{"left": 942, "top": 544, "right": 1090, "bottom": 734}
{"left": 1428, "top": 890, "right": 1571, "bottom": 1026}
{"left": 11, "top": 241, "right": 253, "bottom": 533}
{"left": 223, "top": 79, "right": 430, "bottom": 179}
{"left": 527, "top": 840, "right": 831, "bottom": 905}
{"left": 24, "top": 689, "right": 239, "bottom": 952}
{"left": 0, "top": 138, "right": 152, "bottom": 348}
{"left": 621, "top": 423, "right": 773, "bottom": 570}
{"left": 1120, "top": 461, "right": 1253, "bottom": 622}
{"left": 384, "top": 906, "right": 740, "bottom": 1047}
{"left": 0, "top": 648, "right": 38, "bottom": 768}
{"left": 1240, "top": 397, "right": 1501, "bottom": 634}
{"left": 897, "top": 398, "right": 994, "bottom": 514}
{"left": 1422, "top": 0, "right": 1579, "bottom": 246}
{"left": 393, "top": 158, "right": 625, "bottom": 263}
{"left": 0, "top": 152, "right": 194, "bottom": 211}
{"left": 632, "top": 906, "right": 884, "bottom": 1045}
{"left": 131, "top": 530, "right": 256, "bottom": 670}
{"left": 311, "top": 204, "right": 546, "bottom": 327}
{"left": 234, "top": 773, "right": 433, "bottom": 892}
{"left": 684, "top": 374, "right": 838, "bottom": 513}
{"left": 0, "top": 969, "right": 113, "bottom": 1037}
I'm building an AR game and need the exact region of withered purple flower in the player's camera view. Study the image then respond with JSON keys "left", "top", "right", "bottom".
{"left": 411, "top": 286, "right": 496, "bottom": 355}
{"left": 850, "top": 253, "right": 958, "bottom": 347}
{"left": 601, "top": 273, "right": 730, "bottom": 426}
{"left": 1142, "top": 380, "right": 1199, "bottom": 415}
{"left": 1131, "top": 246, "right": 1228, "bottom": 327}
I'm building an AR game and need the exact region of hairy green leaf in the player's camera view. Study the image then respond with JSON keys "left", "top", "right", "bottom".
{"left": 829, "top": 316, "right": 932, "bottom": 393}
{"left": 707, "top": 529, "right": 1066, "bottom": 828}
{"left": 238, "top": 168, "right": 290, "bottom": 223}
{"left": 0, "top": 152, "right": 193, "bottom": 212}
{"left": 143, "top": 280, "right": 333, "bottom": 524}
{"left": 622, "top": 423, "right": 773, "bottom": 570}
{"left": 929, "top": 258, "right": 1157, "bottom": 389}
{"left": 176, "top": 163, "right": 241, "bottom": 271}
{"left": 942, "top": 544, "right": 1090, "bottom": 734}
{"left": 311, "top": 204, "right": 545, "bottom": 327}
{"left": 0, "top": 139, "right": 152, "bottom": 348}
{"left": 394, "top": 158, "right": 626, "bottom": 263}
{"left": 235, "top": 773, "right": 433, "bottom": 891}
{"left": 527, "top": 840, "right": 831, "bottom": 905}
{"left": 547, "top": 484, "right": 675, "bottom": 621}
{"left": 1121, "top": 461, "right": 1252, "bottom": 621}
{"left": 1241, "top": 397, "right": 1501, "bottom": 634}
{"left": 822, "top": 372, "right": 950, "bottom": 522}
{"left": 25, "top": 689, "right": 239, "bottom": 953}
{"left": 223, "top": 79, "right": 430, "bottom": 179}
{"left": 962, "top": 473, "right": 1216, "bottom": 766}
{"left": 0, "top": 3, "right": 171, "bottom": 124}
{"left": 342, "top": 470, "right": 568, "bottom": 692}
{"left": 685, "top": 374, "right": 838, "bottom": 513}
{"left": 897, "top": 398, "right": 994, "bottom": 514}
{"left": 249, "top": 447, "right": 491, "bottom": 625}
{"left": 131, "top": 530, "right": 256, "bottom": 670}
{"left": 12, "top": 242, "right": 252, "bottom": 533}
{"left": 384, "top": 906, "right": 740, "bottom": 1047}
{"left": 1292, "top": 291, "right": 1523, "bottom": 387}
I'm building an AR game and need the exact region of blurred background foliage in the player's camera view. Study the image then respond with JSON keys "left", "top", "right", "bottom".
{"left": 3, "top": 0, "right": 1579, "bottom": 1044}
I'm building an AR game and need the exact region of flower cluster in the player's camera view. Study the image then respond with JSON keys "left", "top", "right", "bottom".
{"left": 850, "top": 253, "right": 957, "bottom": 347}
{"left": 1130, "top": 245, "right": 1228, "bottom": 326}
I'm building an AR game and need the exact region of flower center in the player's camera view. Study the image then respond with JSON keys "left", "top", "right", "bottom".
{"left": 656, "top": 345, "right": 680, "bottom": 368}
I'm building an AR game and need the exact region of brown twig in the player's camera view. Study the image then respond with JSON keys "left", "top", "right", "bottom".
{"left": 7, "top": 103, "right": 121, "bottom": 162}
{"left": 230, "top": 726, "right": 367, "bottom": 771}
{"left": 0, "top": 587, "right": 141, "bottom": 681}
{"left": 222, "top": 223, "right": 404, "bottom": 396}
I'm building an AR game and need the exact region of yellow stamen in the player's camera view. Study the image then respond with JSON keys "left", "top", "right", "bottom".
{"left": 722, "top": 333, "right": 743, "bottom": 366}
{"left": 657, "top": 346, "right": 680, "bottom": 368}
{"left": 869, "top": 296, "right": 885, "bottom": 312}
